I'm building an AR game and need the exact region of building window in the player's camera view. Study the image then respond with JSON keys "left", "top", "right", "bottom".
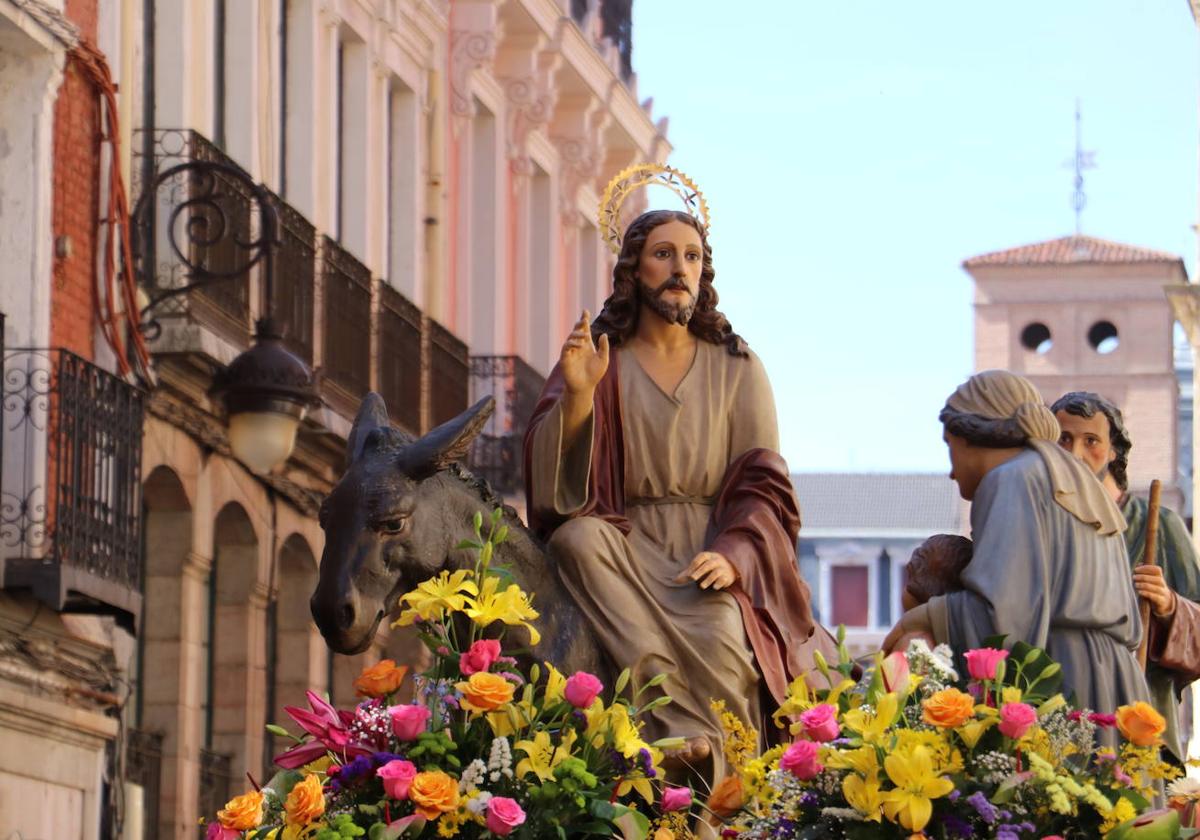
{"left": 1088, "top": 320, "right": 1120, "bottom": 354}
{"left": 387, "top": 78, "right": 419, "bottom": 298}
{"left": 829, "top": 565, "right": 870, "bottom": 628}
{"left": 1020, "top": 322, "right": 1053, "bottom": 355}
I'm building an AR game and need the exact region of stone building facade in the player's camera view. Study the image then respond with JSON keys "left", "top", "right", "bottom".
{"left": 965, "top": 234, "right": 1188, "bottom": 509}
{"left": 1, "top": 0, "right": 670, "bottom": 837}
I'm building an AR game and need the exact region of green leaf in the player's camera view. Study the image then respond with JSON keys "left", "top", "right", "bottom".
{"left": 454, "top": 539, "right": 482, "bottom": 551}
{"left": 611, "top": 805, "right": 650, "bottom": 840}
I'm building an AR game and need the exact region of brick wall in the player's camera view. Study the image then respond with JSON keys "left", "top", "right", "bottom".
{"left": 49, "top": 0, "right": 101, "bottom": 360}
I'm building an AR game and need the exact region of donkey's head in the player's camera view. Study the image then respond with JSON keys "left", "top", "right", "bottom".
{"left": 311, "top": 393, "right": 494, "bottom": 653}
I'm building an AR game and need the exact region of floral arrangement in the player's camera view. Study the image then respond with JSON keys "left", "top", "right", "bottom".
{"left": 705, "top": 632, "right": 1195, "bottom": 840}
{"left": 202, "top": 510, "right": 687, "bottom": 840}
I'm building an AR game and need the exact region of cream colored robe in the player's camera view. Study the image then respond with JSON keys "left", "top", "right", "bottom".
{"left": 529, "top": 341, "right": 780, "bottom": 781}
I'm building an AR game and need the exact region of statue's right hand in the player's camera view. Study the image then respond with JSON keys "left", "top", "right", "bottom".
{"left": 560, "top": 309, "right": 609, "bottom": 396}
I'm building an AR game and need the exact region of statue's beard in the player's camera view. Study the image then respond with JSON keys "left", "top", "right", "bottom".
{"left": 639, "top": 277, "right": 697, "bottom": 326}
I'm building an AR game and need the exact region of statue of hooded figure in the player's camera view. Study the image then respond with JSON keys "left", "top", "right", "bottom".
{"left": 884, "top": 370, "right": 1151, "bottom": 722}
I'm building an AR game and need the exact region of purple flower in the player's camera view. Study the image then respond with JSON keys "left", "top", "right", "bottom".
{"left": 938, "top": 812, "right": 975, "bottom": 838}
{"left": 967, "top": 790, "right": 998, "bottom": 823}
{"left": 996, "top": 821, "right": 1034, "bottom": 840}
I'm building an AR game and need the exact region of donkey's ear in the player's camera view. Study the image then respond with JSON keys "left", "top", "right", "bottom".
{"left": 401, "top": 396, "right": 494, "bottom": 479}
{"left": 347, "top": 392, "right": 391, "bottom": 467}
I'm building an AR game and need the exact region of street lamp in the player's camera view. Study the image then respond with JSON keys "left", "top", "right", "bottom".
{"left": 134, "top": 160, "right": 319, "bottom": 474}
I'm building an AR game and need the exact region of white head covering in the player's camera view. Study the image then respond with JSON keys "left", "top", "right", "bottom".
{"left": 945, "top": 370, "right": 1126, "bottom": 536}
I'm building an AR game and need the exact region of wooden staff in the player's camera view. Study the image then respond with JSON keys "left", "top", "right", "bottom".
{"left": 1136, "top": 479, "right": 1163, "bottom": 669}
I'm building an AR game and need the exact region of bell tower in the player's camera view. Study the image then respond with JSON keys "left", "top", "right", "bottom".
{"left": 963, "top": 235, "right": 1188, "bottom": 507}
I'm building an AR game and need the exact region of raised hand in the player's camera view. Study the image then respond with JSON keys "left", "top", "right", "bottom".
{"left": 560, "top": 309, "right": 610, "bottom": 396}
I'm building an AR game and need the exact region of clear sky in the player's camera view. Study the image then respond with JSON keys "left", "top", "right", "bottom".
{"left": 630, "top": 1, "right": 1199, "bottom": 473}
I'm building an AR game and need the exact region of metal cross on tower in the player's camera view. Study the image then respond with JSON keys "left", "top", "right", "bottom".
{"left": 1065, "top": 99, "right": 1097, "bottom": 235}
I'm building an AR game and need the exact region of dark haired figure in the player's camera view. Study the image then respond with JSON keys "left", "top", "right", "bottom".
{"left": 883, "top": 370, "right": 1149, "bottom": 721}
{"left": 523, "top": 209, "right": 830, "bottom": 780}
{"left": 1053, "top": 390, "right": 1200, "bottom": 763}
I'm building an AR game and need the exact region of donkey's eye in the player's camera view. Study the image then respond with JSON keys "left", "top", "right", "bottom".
{"left": 375, "top": 516, "right": 409, "bottom": 536}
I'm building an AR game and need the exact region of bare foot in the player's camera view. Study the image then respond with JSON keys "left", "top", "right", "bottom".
{"left": 661, "top": 736, "right": 711, "bottom": 769}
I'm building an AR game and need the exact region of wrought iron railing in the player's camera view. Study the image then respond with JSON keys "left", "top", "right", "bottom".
{"left": 127, "top": 728, "right": 163, "bottom": 837}
{"left": 270, "top": 192, "right": 317, "bottom": 364}
{"left": 378, "top": 283, "right": 422, "bottom": 434}
{"left": 320, "top": 237, "right": 372, "bottom": 405}
{"left": 429, "top": 320, "right": 469, "bottom": 429}
{"left": 133, "top": 129, "right": 256, "bottom": 345}
{"left": 1, "top": 348, "right": 144, "bottom": 629}
{"left": 468, "top": 355, "right": 545, "bottom": 494}
{"left": 198, "top": 748, "right": 234, "bottom": 838}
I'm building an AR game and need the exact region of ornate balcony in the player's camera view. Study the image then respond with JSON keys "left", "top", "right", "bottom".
{"left": 429, "top": 320, "right": 470, "bottom": 429}
{"left": 1, "top": 347, "right": 145, "bottom": 631}
{"left": 468, "top": 355, "right": 546, "bottom": 495}
{"left": 378, "top": 283, "right": 422, "bottom": 435}
{"left": 320, "top": 236, "right": 373, "bottom": 412}
{"left": 269, "top": 191, "right": 317, "bottom": 364}
{"left": 197, "top": 748, "right": 234, "bottom": 838}
{"left": 133, "top": 129, "right": 258, "bottom": 347}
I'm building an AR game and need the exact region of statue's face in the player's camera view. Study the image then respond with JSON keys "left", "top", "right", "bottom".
{"left": 1055, "top": 409, "right": 1115, "bottom": 480}
{"left": 944, "top": 429, "right": 982, "bottom": 501}
{"left": 635, "top": 220, "right": 703, "bottom": 326}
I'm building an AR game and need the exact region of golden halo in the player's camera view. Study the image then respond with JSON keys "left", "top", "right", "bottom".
{"left": 597, "top": 164, "right": 710, "bottom": 255}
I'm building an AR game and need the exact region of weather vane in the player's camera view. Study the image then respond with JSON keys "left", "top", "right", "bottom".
{"left": 1064, "top": 99, "right": 1097, "bottom": 235}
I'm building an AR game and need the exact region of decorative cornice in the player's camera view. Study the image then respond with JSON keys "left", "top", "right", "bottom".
{"left": 146, "top": 391, "right": 329, "bottom": 517}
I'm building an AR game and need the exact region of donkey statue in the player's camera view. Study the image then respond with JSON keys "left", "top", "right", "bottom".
{"left": 310, "top": 392, "right": 605, "bottom": 677}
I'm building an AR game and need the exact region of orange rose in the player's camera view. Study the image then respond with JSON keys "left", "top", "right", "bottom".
{"left": 456, "top": 671, "right": 515, "bottom": 713}
{"left": 706, "top": 774, "right": 746, "bottom": 819}
{"left": 409, "top": 770, "right": 460, "bottom": 820}
{"left": 284, "top": 774, "right": 326, "bottom": 826}
{"left": 217, "top": 790, "right": 265, "bottom": 830}
{"left": 1116, "top": 701, "right": 1167, "bottom": 747}
{"left": 353, "top": 659, "right": 409, "bottom": 698}
{"left": 922, "top": 688, "right": 976, "bottom": 729}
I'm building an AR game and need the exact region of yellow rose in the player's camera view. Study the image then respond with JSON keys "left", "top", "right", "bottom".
{"left": 456, "top": 672, "right": 515, "bottom": 713}
{"left": 922, "top": 688, "right": 976, "bottom": 729}
{"left": 353, "top": 659, "right": 409, "bottom": 698}
{"left": 217, "top": 790, "right": 265, "bottom": 830}
{"left": 410, "top": 770, "right": 460, "bottom": 820}
{"left": 284, "top": 774, "right": 326, "bottom": 826}
{"left": 1116, "top": 701, "right": 1167, "bottom": 747}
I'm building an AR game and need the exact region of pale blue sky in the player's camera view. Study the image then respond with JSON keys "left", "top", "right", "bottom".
{"left": 631, "top": 1, "right": 1199, "bottom": 473}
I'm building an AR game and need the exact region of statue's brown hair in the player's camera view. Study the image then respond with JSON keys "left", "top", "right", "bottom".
{"left": 591, "top": 209, "right": 748, "bottom": 357}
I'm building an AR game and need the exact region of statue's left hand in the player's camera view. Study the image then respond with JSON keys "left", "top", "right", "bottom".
{"left": 882, "top": 605, "right": 933, "bottom": 653}
{"left": 1133, "top": 564, "right": 1177, "bottom": 618}
{"left": 675, "top": 551, "right": 738, "bottom": 590}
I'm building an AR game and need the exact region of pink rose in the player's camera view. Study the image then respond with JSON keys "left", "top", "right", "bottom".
{"left": 798, "top": 704, "right": 840, "bottom": 743}
{"left": 880, "top": 651, "right": 910, "bottom": 693}
{"left": 206, "top": 824, "right": 240, "bottom": 840}
{"left": 661, "top": 786, "right": 693, "bottom": 812}
{"left": 998, "top": 702, "right": 1038, "bottom": 740}
{"left": 964, "top": 647, "right": 1009, "bottom": 681}
{"left": 387, "top": 703, "right": 432, "bottom": 741}
{"left": 486, "top": 796, "right": 526, "bottom": 836}
{"left": 459, "top": 639, "right": 502, "bottom": 676}
{"left": 377, "top": 759, "right": 418, "bottom": 800}
{"left": 564, "top": 672, "right": 604, "bottom": 709}
{"left": 779, "top": 740, "right": 823, "bottom": 780}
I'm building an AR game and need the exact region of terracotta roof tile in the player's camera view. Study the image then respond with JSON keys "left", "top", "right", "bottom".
{"left": 963, "top": 235, "right": 1182, "bottom": 268}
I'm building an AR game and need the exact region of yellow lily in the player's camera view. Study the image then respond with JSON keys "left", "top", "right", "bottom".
{"left": 842, "top": 692, "right": 901, "bottom": 744}
{"left": 393, "top": 569, "right": 478, "bottom": 626}
{"left": 880, "top": 746, "right": 956, "bottom": 832}
{"left": 955, "top": 718, "right": 995, "bottom": 749}
{"left": 514, "top": 728, "right": 576, "bottom": 782}
{"left": 843, "top": 773, "right": 884, "bottom": 821}
{"left": 822, "top": 746, "right": 881, "bottom": 779}
{"left": 543, "top": 661, "right": 566, "bottom": 703}
{"left": 463, "top": 576, "right": 542, "bottom": 645}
